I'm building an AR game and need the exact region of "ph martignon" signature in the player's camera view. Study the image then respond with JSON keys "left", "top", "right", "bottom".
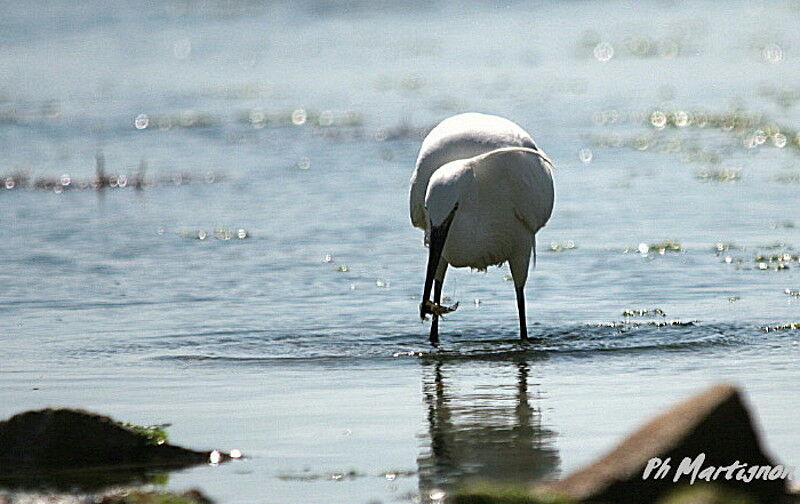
{"left": 642, "top": 453, "right": 795, "bottom": 484}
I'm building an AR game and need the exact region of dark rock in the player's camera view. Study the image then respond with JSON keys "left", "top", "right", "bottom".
{"left": 98, "top": 488, "right": 215, "bottom": 504}
{"left": 543, "top": 384, "right": 790, "bottom": 504}
{"left": 0, "top": 408, "right": 224, "bottom": 490}
{"left": 0, "top": 488, "right": 214, "bottom": 504}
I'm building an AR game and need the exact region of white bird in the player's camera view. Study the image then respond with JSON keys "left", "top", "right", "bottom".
{"left": 410, "top": 113, "right": 555, "bottom": 345}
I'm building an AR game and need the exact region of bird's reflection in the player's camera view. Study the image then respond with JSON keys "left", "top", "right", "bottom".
{"left": 417, "top": 356, "right": 560, "bottom": 495}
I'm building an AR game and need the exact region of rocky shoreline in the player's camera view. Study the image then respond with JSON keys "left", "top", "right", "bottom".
{"left": 0, "top": 386, "right": 796, "bottom": 504}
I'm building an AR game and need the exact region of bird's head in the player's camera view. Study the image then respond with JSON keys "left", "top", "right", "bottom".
{"left": 420, "top": 161, "right": 473, "bottom": 321}
{"left": 424, "top": 160, "right": 472, "bottom": 229}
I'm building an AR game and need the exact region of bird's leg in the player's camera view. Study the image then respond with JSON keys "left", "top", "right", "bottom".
{"left": 430, "top": 280, "right": 443, "bottom": 345}
{"left": 429, "top": 262, "right": 448, "bottom": 346}
{"left": 509, "top": 245, "right": 532, "bottom": 343}
{"left": 515, "top": 285, "right": 528, "bottom": 342}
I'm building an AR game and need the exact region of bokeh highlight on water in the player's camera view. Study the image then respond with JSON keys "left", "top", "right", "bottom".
{"left": 1, "top": 1, "right": 800, "bottom": 503}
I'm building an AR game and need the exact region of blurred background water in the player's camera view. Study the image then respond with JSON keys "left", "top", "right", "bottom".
{"left": 1, "top": 1, "right": 800, "bottom": 502}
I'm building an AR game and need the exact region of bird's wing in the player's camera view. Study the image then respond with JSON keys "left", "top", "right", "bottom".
{"left": 472, "top": 147, "right": 555, "bottom": 234}
{"left": 410, "top": 113, "right": 536, "bottom": 230}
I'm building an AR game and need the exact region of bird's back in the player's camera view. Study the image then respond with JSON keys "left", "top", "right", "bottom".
{"left": 435, "top": 147, "right": 554, "bottom": 271}
{"left": 469, "top": 147, "right": 555, "bottom": 235}
{"left": 410, "top": 113, "right": 536, "bottom": 229}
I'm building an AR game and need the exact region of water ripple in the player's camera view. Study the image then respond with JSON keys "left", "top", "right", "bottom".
{"left": 115, "top": 321, "right": 785, "bottom": 366}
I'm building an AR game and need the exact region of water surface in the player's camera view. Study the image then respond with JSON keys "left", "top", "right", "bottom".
{"left": 1, "top": 1, "right": 800, "bottom": 502}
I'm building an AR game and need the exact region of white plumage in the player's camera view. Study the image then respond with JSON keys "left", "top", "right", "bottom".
{"left": 410, "top": 113, "right": 555, "bottom": 344}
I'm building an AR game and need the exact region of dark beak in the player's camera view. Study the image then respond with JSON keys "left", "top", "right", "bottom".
{"left": 420, "top": 213, "right": 455, "bottom": 320}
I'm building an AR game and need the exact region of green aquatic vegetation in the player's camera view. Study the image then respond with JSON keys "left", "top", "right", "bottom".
{"left": 626, "top": 133, "right": 655, "bottom": 151}
{"left": 98, "top": 489, "right": 213, "bottom": 504}
{"left": 754, "top": 252, "right": 798, "bottom": 263}
{"left": 648, "top": 240, "right": 683, "bottom": 253}
{"left": 643, "top": 108, "right": 764, "bottom": 133}
{"left": 380, "top": 469, "right": 416, "bottom": 479}
{"left": 624, "top": 240, "right": 683, "bottom": 255}
{"left": 695, "top": 168, "right": 741, "bottom": 182}
{"left": 763, "top": 323, "right": 800, "bottom": 332}
{"left": 597, "top": 320, "right": 696, "bottom": 328}
{"left": 116, "top": 422, "right": 170, "bottom": 446}
{"left": 276, "top": 472, "right": 320, "bottom": 482}
{"left": 210, "top": 228, "right": 248, "bottom": 240}
{"left": 237, "top": 107, "right": 364, "bottom": 130}
{"left": 622, "top": 308, "right": 666, "bottom": 317}
{"left": 680, "top": 146, "right": 721, "bottom": 165}
{"left": 657, "top": 484, "right": 757, "bottom": 504}
{"left": 591, "top": 131, "right": 728, "bottom": 164}
{"left": 755, "top": 262, "right": 790, "bottom": 271}
{"left": 720, "top": 245, "right": 800, "bottom": 271}
{"left": 722, "top": 255, "right": 745, "bottom": 265}
{"left": 594, "top": 106, "right": 800, "bottom": 172}
{"left": 751, "top": 250, "right": 797, "bottom": 271}
{"left": 392, "top": 350, "right": 425, "bottom": 358}
{"left": 0, "top": 489, "right": 214, "bottom": 504}
{"left": 135, "top": 111, "right": 220, "bottom": 131}
{"left": 329, "top": 470, "right": 364, "bottom": 481}
{"left": 650, "top": 320, "right": 697, "bottom": 327}
{"left": 214, "top": 228, "right": 233, "bottom": 241}
{"left": 1, "top": 168, "right": 222, "bottom": 193}
{"left": 454, "top": 482, "right": 574, "bottom": 504}
{"left": 335, "top": 265, "right": 349, "bottom": 272}
{"left": 277, "top": 469, "right": 366, "bottom": 481}
{"left": 181, "top": 228, "right": 248, "bottom": 241}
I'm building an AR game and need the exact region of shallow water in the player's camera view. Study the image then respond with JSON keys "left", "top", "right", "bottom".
{"left": 2, "top": 1, "right": 800, "bottom": 502}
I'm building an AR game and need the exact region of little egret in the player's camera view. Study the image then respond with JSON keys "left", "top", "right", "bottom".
{"left": 409, "top": 113, "right": 555, "bottom": 345}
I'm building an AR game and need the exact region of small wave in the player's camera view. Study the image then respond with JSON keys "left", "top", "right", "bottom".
{"left": 100, "top": 321, "right": 789, "bottom": 367}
